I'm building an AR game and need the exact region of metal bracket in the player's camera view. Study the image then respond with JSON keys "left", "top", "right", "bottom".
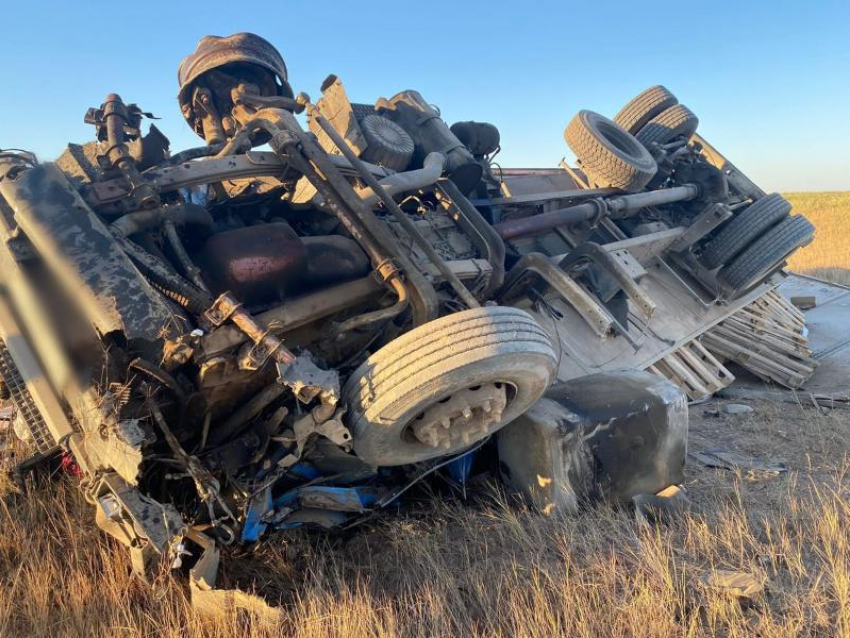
{"left": 500, "top": 252, "right": 613, "bottom": 338}
{"left": 204, "top": 295, "right": 240, "bottom": 327}
{"left": 559, "top": 242, "right": 657, "bottom": 319}
{"left": 669, "top": 202, "right": 733, "bottom": 253}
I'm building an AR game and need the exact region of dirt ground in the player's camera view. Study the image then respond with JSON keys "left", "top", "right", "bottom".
{"left": 1, "top": 392, "right": 848, "bottom": 637}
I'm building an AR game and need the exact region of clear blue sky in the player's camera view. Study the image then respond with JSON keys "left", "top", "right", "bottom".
{"left": 2, "top": 0, "right": 847, "bottom": 192}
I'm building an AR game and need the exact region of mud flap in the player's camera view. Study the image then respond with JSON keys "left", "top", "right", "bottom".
{"left": 497, "top": 369, "right": 687, "bottom": 514}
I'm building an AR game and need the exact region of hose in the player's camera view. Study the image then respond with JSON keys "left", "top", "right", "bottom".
{"left": 165, "top": 143, "right": 225, "bottom": 166}
{"left": 110, "top": 203, "right": 214, "bottom": 237}
{"left": 356, "top": 152, "right": 447, "bottom": 207}
{"left": 113, "top": 233, "right": 213, "bottom": 313}
{"left": 332, "top": 277, "right": 408, "bottom": 335}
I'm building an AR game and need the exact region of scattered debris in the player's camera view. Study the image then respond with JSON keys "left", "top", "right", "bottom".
{"left": 790, "top": 295, "right": 816, "bottom": 310}
{"left": 633, "top": 484, "right": 691, "bottom": 525}
{"left": 718, "top": 387, "right": 850, "bottom": 410}
{"left": 690, "top": 447, "right": 788, "bottom": 476}
{"left": 698, "top": 569, "right": 766, "bottom": 599}
{"left": 188, "top": 529, "right": 284, "bottom": 625}
{"left": 724, "top": 403, "right": 754, "bottom": 415}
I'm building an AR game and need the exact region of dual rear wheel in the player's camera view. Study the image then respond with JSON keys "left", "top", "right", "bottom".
{"left": 570, "top": 86, "right": 814, "bottom": 290}
{"left": 564, "top": 85, "right": 699, "bottom": 193}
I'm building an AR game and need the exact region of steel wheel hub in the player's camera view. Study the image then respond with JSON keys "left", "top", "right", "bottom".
{"left": 410, "top": 383, "right": 508, "bottom": 449}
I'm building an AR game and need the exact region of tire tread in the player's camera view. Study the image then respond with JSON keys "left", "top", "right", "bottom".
{"left": 720, "top": 216, "right": 815, "bottom": 289}
{"left": 701, "top": 193, "right": 791, "bottom": 268}
{"left": 614, "top": 86, "right": 679, "bottom": 135}
{"left": 635, "top": 104, "right": 699, "bottom": 148}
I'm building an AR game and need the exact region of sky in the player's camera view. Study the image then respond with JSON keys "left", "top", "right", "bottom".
{"left": 1, "top": 0, "right": 848, "bottom": 192}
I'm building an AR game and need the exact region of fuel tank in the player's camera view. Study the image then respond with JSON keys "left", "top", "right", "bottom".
{"left": 196, "top": 225, "right": 372, "bottom": 306}
{"left": 196, "top": 222, "right": 307, "bottom": 305}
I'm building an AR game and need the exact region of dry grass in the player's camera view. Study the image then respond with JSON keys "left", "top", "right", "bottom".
{"left": 1, "top": 400, "right": 849, "bottom": 637}
{"left": 784, "top": 191, "right": 850, "bottom": 285}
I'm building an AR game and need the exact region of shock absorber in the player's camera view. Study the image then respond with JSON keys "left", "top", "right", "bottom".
{"left": 86, "top": 93, "right": 159, "bottom": 209}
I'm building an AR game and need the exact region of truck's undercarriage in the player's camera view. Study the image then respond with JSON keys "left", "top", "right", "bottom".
{"left": 0, "top": 33, "right": 815, "bottom": 606}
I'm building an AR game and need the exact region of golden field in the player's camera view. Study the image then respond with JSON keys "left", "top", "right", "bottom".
{"left": 785, "top": 191, "right": 850, "bottom": 285}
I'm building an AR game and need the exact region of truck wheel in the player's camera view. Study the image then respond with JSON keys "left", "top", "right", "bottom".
{"left": 635, "top": 104, "right": 699, "bottom": 149}
{"left": 613, "top": 86, "right": 679, "bottom": 136}
{"left": 720, "top": 216, "right": 815, "bottom": 290}
{"left": 359, "top": 114, "right": 415, "bottom": 172}
{"left": 701, "top": 193, "right": 791, "bottom": 269}
{"left": 343, "top": 306, "right": 557, "bottom": 467}
{"left": 565, "top": 110, "right": 657, "bottom": 192}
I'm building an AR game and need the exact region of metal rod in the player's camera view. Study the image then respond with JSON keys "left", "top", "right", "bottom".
{"left": 308, "top": 103, "right": 481, "bottom": 310}
{"left": 207, "top": 383, "right": 286, "bottom": 446}
{"left": 494, "top": 185, "right": 700, "bottom": 240}
{"left": 207, "top": 292, "right": 298, "bottom": 368}
{"left": 163, "top": 219, "right": 209, "bottom": 292}
{"left": 495, "top": 201, "right": 600, "bottom": 239}
{"left": 605, "top": 185, "right": 699, "bottom": 217}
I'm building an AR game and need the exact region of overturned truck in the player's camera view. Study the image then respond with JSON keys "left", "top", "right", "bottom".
{"left": 0, "top": 34, "right": 814, "bottom": 595}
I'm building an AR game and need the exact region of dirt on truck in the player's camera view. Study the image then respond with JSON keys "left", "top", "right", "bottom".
{"left": 0, "top": 33, "right": 817, "bottom": 614}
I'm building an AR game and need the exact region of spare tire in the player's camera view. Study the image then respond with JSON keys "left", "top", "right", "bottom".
{"left": 359, "top": 114, "right": 415, "bottom": 172}
{"left": 701, "top": 193, "right": 791, "bottom": 269}
{"left": 613, "top": 86, "right": 679, "bottom": 136}
{"left": 343, "top": 306, "right": 557, "bottom": 466}
{"left": 635, "top": 104, "right": 699, "bottom": 149}
{"left": 720, "top": 215, "right": 815, "bottom": 290}
{"left": 564, "top": 110, "right": 657, "bottom": 192}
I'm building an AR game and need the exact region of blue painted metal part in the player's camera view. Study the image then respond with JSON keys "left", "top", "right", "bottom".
{"left": 270, "top": 485, "right": 379, "bottom": 529}
{"left": 446, "top": 447, "right": 478, "bottom": 485}
{"left": 288, "top": 462, "right": 321, "bottom": 481}
{"left": 241, "top": 486, "right": 273, "bottom": 542}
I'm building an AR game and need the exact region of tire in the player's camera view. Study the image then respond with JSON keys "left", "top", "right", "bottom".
{"left": 350, "top": 102, "right": 376, "bottom": 122}
{"left": 343, "top": 306, "right": 557, "bottom": 466}
{"left": 720, "top": 216, "right": 815, "bottom": 290}
{"left": 635, "top": 104, "right": 699, "bottom": 149}
{"left": 564, "top": 110, "right": 657, "bottom": 192}
{"left": 359, "top": 114, "right": 415, "bottom": 172}
{"left": 613, "top": 86, "right": 679, "bottom": 136}
{"left": 701, "top": 193, "right": 791, "bottom": 269}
